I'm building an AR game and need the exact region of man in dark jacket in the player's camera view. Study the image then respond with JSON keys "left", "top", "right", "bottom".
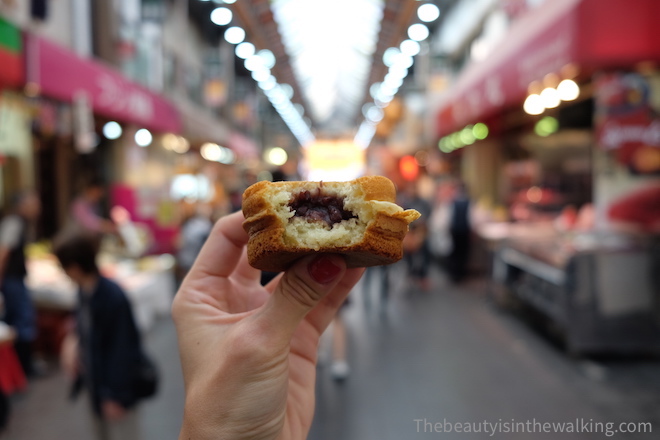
{"left": 54, "top": 234, "right": 143, "bottom": 439}
{"left": 448, "top": 181, "right": 471, "bottom": 282}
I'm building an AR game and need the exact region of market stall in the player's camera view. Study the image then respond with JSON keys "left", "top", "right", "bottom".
{"left": 25, "top": 249, "right": 175, "bottom": 359}
{"left": 434, "top": 0, "right": 660, "bottom": 354}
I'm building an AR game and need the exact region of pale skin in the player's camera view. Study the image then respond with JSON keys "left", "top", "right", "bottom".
{"left": 173, "top": 211, "right": 365, "bottom": 440}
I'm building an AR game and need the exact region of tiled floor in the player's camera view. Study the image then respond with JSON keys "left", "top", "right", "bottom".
{"left": 2, "top": 263, "right": 659, "bottom": 439}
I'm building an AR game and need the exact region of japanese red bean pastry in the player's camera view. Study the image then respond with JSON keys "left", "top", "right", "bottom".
{"left": 242, "top": 176, "right": 421, "bottom": 272}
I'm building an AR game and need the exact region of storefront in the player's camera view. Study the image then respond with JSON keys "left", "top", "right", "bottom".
{"left": 10, "top": 33, "right": 184, "bottom": 361}
{"left": 434, "top": 0, "right": 660, "bottom": 354}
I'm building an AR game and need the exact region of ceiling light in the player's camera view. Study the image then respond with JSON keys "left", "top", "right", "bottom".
{"left": 223, "top": 0, "right": 237, "bottom": 3}
{"left": 366, "top": 106, "right": 384, "bottom": 122}
{"left": 418, "top": 3, "right": 440, "bottom": 22}
{"left": 392, "top": 53, "right": 414, "bottom": 68}
{"left": 540, "top": 87, "right": 560, "bottom": 108}
{"left": 557, "top": 79, "right": 579, "bottom": 101}
{"left": 460, "top": 126, "right": 476, "bottom": 145}
{"left": 258, "top": 76, "right": 277, "bottom": 91}
{"left": 102, "top": 121, "right": 122, "bottom": 139}
{"left": 472, "top": 123, "right": 489, "bottom": 140}
{"left": 252, "top": 69, "right": 271, "bottom": 82}
{"left": 258, "top": 49, "right": 276, "bottom": 69}
{"left": 388, "top": 64, "right": 409, "bottom": 78}
{"left": 135, "top": 129, "right": 152, "bottom": 147}
{"left": 400, "top": 39, "right": 421, "bottom": 57}
{"left": 369, "top": 82, "right": 382, "bottom": 99}
{"left": 383, "top": 47, "right": 401, "bottom": 67}
{"left": 162, "top": 133, "right": 178, "bottom": 150}
{"left": 280, "top": 83, "right": 294, "bottom": 99}
{"left": 224, "top": 26, "right": 245, "bottom": 44}
{"left": 408, "top": 23, "right": 429, "bottom": 41}
{"left": 523, "top": 94, "right": 544, "bottom": 115}
{"left": 244, "top": 54, "right": 265, "bottom": 71}
{"left": 210, "top": 7, "right": 232, "bottom": 26}
{"left": 235, "top": 42, "right": 255, "bottom": 59}
{"left": 265, "top": 147, "right": 288, "bottom": 166}
{"left": 172, "top": 136, "right": 190, "bottom": 154}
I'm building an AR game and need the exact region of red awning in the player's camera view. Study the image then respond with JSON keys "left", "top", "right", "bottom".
{"left": 436, "top": 0, "right": 660, "bottom": 137}
{"left": 25, "top": 34, "right": 181, "bottom": 133}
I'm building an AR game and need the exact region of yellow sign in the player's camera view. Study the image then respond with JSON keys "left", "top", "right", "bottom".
{"left": 303, "top": 139, "right": 365, "bottom": 181}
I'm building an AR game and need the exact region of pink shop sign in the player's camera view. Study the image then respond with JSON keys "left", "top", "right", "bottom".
{"left": 28, "top": 35, "right": 181, "bottom": 133}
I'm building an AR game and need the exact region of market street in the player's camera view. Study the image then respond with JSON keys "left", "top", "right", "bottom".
{"left": 2, "top": 264, "right": 659, "bottom": 440}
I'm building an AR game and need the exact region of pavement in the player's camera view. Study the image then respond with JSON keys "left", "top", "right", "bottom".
{"left": 2, "top": 262, "right": 659, "bottom": 439}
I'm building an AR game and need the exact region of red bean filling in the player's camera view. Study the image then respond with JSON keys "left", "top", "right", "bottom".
{"left": 289, "top": 189, "right": 357, "bottom": 227}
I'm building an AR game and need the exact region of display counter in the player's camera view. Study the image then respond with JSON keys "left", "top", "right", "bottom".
{"left": 488, "top": 225, "right": 660, "bottom": 354}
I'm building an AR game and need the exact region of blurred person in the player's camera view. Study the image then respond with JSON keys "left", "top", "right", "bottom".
{"left": 176, "top": 204, "right": 213, "bottom": 285}
{"left": 363, "top": 265, "right": 390, "bottom": 304}
{"left": 68, "top": 178, "right": 117, "bottom": 238}
{"left": 54, "top": 234, "right": 145, "bottom": 440}
{"left": 0, "top": 190, "right": 40, "bottom": 377}
{"left": 428, "top": 181, "right": 455, "bottom": 261}
{"left": 399, "top": 183, "right": 432, "bottom": 290}
{"left": 447, "top": 181, "right": 472, "bottom": 283}
{"left": 172, "top": 211, "right": 364, "bottom": 439}
{"left": 329, "top": 301, "right": 351, "bottom": 381}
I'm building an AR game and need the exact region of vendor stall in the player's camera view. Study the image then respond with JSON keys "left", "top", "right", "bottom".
{"left": 25, "top": 251, "right": 175, "bottom": 358}
{"left": 491, "top": 229, "right": 660, "bottom": 354}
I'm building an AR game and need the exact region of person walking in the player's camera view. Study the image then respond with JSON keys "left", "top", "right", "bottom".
{"left": 447, "top": 181, "right": 472, "bottom": 282}
{"left": 0, "top": 191, "right": 41, "bottom": 377}
{"left": 54, "top": 234, "right": 146, "bottom": 440}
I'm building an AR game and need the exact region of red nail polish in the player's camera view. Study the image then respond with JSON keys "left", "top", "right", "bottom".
{"left": 308, "top": 256, "right": 341, "bottom": 284}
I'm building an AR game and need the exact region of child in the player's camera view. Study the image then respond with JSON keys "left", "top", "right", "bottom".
{"left": 54, "top": 234, "right": 143, "bottom": 439}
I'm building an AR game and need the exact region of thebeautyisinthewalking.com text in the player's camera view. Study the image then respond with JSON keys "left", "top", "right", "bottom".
{"left": 413, "top": 418, "right": 653, "bottom": 437}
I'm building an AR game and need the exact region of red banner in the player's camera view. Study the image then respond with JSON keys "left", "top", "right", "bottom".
{"left": 27, "top": 34, "right": 181, "bottom": 133}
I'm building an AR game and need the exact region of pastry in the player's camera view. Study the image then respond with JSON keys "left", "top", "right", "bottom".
{"left": 242, "top": 176, "right": 421, "bottom": 271}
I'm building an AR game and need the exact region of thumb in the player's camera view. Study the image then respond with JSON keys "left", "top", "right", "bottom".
{"left": 259, "top": 254, "right": 346, "bottom": 342}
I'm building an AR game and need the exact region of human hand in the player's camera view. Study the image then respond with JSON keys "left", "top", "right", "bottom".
{"left": 101, "top": 400, "right": 126, "bottom": 421}
{"left": 173, "top": 211, "right": 364, "bottom": 440}
{"left": 59, "top": 331, "right": 80, "bottom": 380}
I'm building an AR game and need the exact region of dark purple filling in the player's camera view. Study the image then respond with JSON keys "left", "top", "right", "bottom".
{"left": 289, "top": 189, "right": 357, "bottom": 226}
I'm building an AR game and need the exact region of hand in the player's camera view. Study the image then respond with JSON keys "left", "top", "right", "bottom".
{"left": 102, "top": 400, "right": 126, "bottom": 421}
{"left": 59, "top": 331, "right": 80, "bottom": 379}
{"left": 173, "top": 211, "right": 364, "bottom": 440}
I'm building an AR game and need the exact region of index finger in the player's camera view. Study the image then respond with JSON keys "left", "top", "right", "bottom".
{"left": 189, "top": 211, "right": 248, "bottom": 279}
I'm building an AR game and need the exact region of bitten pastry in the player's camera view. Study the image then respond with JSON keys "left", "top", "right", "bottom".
{"left": 242, "top": 176, "right": 421, "bottom": 272}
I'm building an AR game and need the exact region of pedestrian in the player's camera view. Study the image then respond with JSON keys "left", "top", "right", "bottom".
{"left": 54, "top": 234, "right": 145, "bottom": 440}
{"left": 67, "top": 178, "right": 117, "bottom": 239}
{"left": 0, "top": 190, "right": 40, "bottom": 377}
{"left": 447, "top": 180, "right": 472, "bottom": 282}
{"left": 329, "top": 300, "right": 350, "bottom": 381}
{"left": 176, "top": 204, "right": 213, "bottom": 285}
{"left": 399, "top": 183, "right": 433, "bottom": 291}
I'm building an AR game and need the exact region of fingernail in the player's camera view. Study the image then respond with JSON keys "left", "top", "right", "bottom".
{"left": 308, "top": 256, "right": 342, "bottom": 284}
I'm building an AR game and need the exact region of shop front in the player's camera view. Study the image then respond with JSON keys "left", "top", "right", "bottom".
{"left": 434, "top": 0, "right": 660, "bottom": 354}
{"left": 18, "top": 33, "right": 184, "bottom": 360}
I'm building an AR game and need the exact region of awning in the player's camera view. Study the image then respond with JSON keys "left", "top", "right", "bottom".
{"left": 25, "top": 34, "right": 181, "bottom": 133}
{"left": 0, "top": 17, "right": 23, "bottom": 88}
{"left": 436, "top": 0, "right": 660, "bottom": 137}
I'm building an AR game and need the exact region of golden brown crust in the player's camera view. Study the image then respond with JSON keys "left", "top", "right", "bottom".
{"left": 242, "top": 176, "right": 420, "bottom": 272}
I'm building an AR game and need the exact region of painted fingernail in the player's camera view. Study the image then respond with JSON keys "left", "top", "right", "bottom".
{"left": 308, "top": 256, "right": 342, "bottom": 284}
